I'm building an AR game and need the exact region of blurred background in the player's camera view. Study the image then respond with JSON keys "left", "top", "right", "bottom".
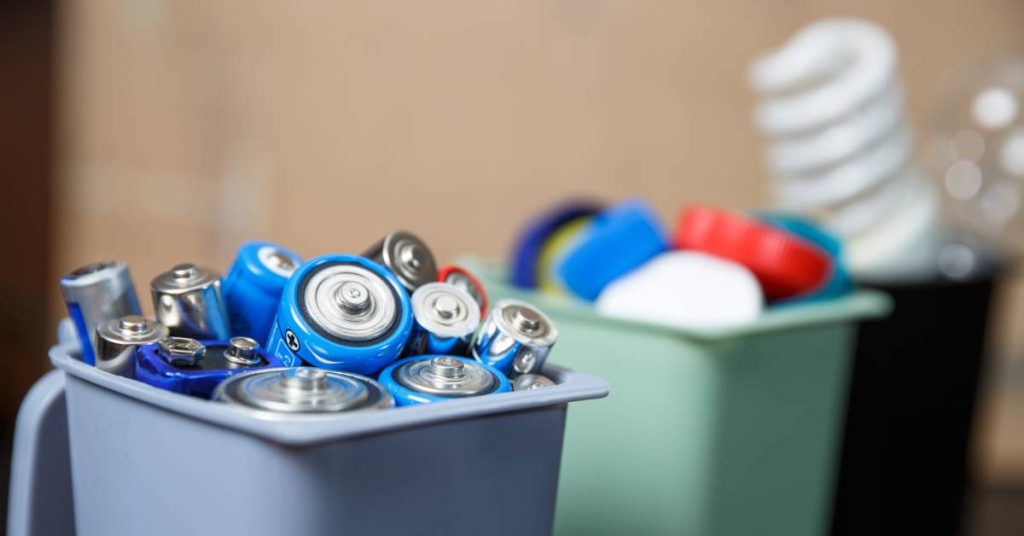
{"left": 4, "top": 0, "right": 1024, "bottom": 533}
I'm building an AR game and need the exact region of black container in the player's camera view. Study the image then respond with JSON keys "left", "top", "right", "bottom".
{"left": 830, "top": 272, "right": 1001, "bottom": 536}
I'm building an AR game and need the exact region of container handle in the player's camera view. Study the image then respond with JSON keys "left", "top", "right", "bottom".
{"left": 7, "top": 370, "right": 75, "bottom": 536}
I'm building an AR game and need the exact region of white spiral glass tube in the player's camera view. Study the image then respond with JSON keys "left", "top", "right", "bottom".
{"left": 750, "top": 18, "right": 945, "bottom": 281}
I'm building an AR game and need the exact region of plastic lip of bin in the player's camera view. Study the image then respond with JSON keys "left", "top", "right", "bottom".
{"left": 18, "top": 344, "right": 608, "bottom": 536}
{"left": 459, "top": 255, "right": 891, "bottom": 536}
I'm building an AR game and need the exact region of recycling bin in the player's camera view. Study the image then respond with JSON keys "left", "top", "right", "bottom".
{"left": 831, "top": 271, "right": 1002, "bottom": 536}
{"left": 7, "top": 343, "right": 609, "bottom": 536}
{"left": 462, "top": 257, "right": 889, "bottom": 536}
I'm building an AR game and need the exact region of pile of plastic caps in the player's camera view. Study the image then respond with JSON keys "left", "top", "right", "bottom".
{"left": 508, "top": 199, "right": 854, "bottom": 329}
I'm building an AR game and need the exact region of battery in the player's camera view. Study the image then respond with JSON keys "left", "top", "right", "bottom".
{"left": 437, "top": 265, "right": 488, "bottom": 318}
{"left": 94, "top": 315, "right": 169, "bottom": 378}
{"left": 362, "top": 231, "right": 438, "bottom": 292}
{"left": 151, "top": 263, "right": 231, "bottom": 340}
{"left": 471, "top": 299, "right": 558, "bottom": 376}
{"left": 60, "top": 261, "right": 142, "bottom": 365}
{"left": 214, "top": 367, "right": 393, "bottom": 414}
{"left": 512, "top": 373, "right": 556, "bottom": 391}
{"left": 222, "top": 241, "right": 303, "bottom": 341}
{"left": 405, "top": 282, "right": 480, "bottom": 357}
{"left": 378, "top": 355, "right": 511, "bottom": 406}
{"left": 135, "top": 336, "right": 284, "bottom": 398}
{"left": 265, "top": 254, "right": 413, "bottom": 374}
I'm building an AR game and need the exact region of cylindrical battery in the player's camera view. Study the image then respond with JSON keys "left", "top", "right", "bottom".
{"left": 60, "top": 261, "right": 142, "bottom": 365}
{"left": 471, "top": 299, "right": 558, "bottom": 376}
{"left": 265, "top": 254, "right": 413, "bottom": 374}
{"left": 362, "top": 231, "right": 438, "bottom": 292}
{"left": 437, "top": 265, "right": 489, "bottom": 319}
{"left": 215, "top": 367, "right": 393, "bottom": 414}
{"left": 222, "top": 241, "right": 303, "bottom": 342}
{"left": 135, "top": 336, "right": 284, "bottom": 398}
{"left": 406, "top": 282, "right": 480, "bottom": 356}
{"left": 95, "top": 315, "right": 169, "bottom": 378}
{"left": 512, "top": 373, "right": 556, "bottom": 391}
{"left": 378, "top": 355, "right": 511, "bottom": 406}
{"left": 151, "top": 263, "right": 230, "bottom": 340}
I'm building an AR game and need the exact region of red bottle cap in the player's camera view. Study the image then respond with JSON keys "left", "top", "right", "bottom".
{"left": 437, "top": 265, "right": 489, "bottom": 319}
{"left": 674, "top": 206, "right": 831, "bottom": 300}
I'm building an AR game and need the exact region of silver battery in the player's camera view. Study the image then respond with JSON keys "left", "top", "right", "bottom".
{"left": 471, "top": 299, "right": 558, "bottom": 376}
{"left": 214, "top": 367, "right": 392, "bottom": 414}
{"left": 362, "top": 231, "right": 438, "bottom": 292}
{"left": 512, "top": 373, "right": 556, "bottom": 391}
{"left": 406, "top": 283, "right": 480, "bottom": 356}
{"left": 394, "top": 356, "right": 500, "bottom": 398}
{"left": 60, "top": 261, "right": 142, "bottom": 363}
{"left": 95, "top": 315, "right": 169, "bottom": 377}
{"left": 151, "top": 263, "right": 230, "bottom": 340}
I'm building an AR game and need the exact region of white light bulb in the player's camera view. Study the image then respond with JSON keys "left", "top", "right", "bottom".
{"left": 750, "top": 18, "right": 946, "bottom": 281}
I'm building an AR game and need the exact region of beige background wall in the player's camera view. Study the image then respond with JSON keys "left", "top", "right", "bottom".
{"left": 55, "top": 0, "right": 1024, "bottom": 480}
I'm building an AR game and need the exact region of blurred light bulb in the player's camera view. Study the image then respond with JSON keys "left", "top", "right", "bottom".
{"left": 751, "top": 18, "right": 946, "bottom": 281}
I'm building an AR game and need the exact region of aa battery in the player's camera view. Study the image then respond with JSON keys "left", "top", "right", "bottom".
{"left": 406, "top": 283, "right": 480, "bottom": 356}
{"left": 60, "top": 261, "right": 143, "bottom": 365}
{"left": 362, "top": 231, "right": 438, "bottom": 292}
{"left": 266, "top": 254, "right": 413, "bottom": 374}
{"left": 135, "top": 336, "right": 283, "bottom": 398}
{"left": 379, "top": 355, "right": 511, "bottom": 406}
{"left": 94, "top": 315, "right": 169, "bottom": 377}
{"left": 215, "top": 367, "right": 393, "bottom": 414}
{"left": 151, "top": 263, "right": 230, "bottom": 340}
{"left": 437, "top": 265, "right": 489, "bottom": 319}
{"left": 512, "top": 373, "right": 556, "bottom": 391}
{"left": 222, "top": 241, "right": 303, "bottom": 342}
{"left": 471, "top": 299, "right": 558, "bottom": 376}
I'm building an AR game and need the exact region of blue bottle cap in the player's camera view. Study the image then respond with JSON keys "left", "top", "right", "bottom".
{"left": 556, "top": 199, "right": 668, "bottom": 301}
{"left": 508, "top": 200, "right": 604, "bottom": 289}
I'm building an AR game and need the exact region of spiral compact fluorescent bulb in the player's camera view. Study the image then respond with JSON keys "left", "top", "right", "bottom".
{"left": 750, "top": 18, "right": 945, "bottom": 281}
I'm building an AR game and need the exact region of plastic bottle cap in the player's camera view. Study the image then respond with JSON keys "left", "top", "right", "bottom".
{"left": 595, "top": 251, "right": 763, "bottom": 329}
{"left": 675, "top": 206, "right": 831, "bottom": 300}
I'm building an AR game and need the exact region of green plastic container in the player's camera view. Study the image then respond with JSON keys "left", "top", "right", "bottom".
{"left": 461, "top": 257, "right": 890, "bottom": 536}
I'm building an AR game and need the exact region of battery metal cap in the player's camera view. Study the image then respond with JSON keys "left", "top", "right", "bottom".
{"left": 411, "top": 283, "right": 480, "bottom": 338}
{"left": 303, "top": 263, "right": 398, "bottom": 342}
{"left": 437, "top": 265, "right": 488, "bottom": 318}
{"left": 395, "top": 356, "right": 497, "bottom": 397}
{"left": 97, "top": 315, "right": 168, "bottom": 346}
{"left": 363, "top": 231, "right": 438, "bottom": 291}
{"left": 494, "top": 300, "right": 557, "bottom": 347}
{"left": 158, "top": 337, "right": 206, "bottom": 367}
{"left": 224, "top": 337, "right": 262, "bottom": 366}
{"left": 513, "top": 374, "right": 556, "bottom": 391}
{"left": 214, "top": 367, "right": 392, "bottom": 414}
{"left": 151, "top": 263, "right": 222, "bottom": 294}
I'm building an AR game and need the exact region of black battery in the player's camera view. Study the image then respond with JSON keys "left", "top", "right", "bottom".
{"left": 830, "top": 270, "right": 1002, "bottom": 536}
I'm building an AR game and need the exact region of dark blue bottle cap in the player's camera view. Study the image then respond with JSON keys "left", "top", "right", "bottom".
{"left": 508, "top": 200, "right": 603, "bottom": 289}
{"left": 556, "top": 199, "right": 668, "bottom": 301}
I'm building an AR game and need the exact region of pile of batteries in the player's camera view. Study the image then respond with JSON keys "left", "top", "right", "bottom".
{"left": 509, "top": 199, "right": 854, "bottom": 329}
{"left": 59, "top": 232, "right": 559, "bottom": 415}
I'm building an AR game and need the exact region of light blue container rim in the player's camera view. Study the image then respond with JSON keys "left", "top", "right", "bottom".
{"left": 49, "top": 344, "right": 609, "bottom": 447}
{"left": 458, "top": 256, "right": 892, "bottom": 343}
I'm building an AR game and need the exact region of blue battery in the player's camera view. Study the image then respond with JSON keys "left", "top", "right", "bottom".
{"left": 222, "top": 241, "right": 303, "bottom": 342}
{"left": 378, "top": 355, "right": 511, "bottom": 406}
{"left": 60, "top": 261, "right": 142, "bottom": 365}
{"left": 265, "top": 254, "right": 413, "bottom": 375}
{"left": 134, "top": 337, "right": 285, "bottom": 399}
